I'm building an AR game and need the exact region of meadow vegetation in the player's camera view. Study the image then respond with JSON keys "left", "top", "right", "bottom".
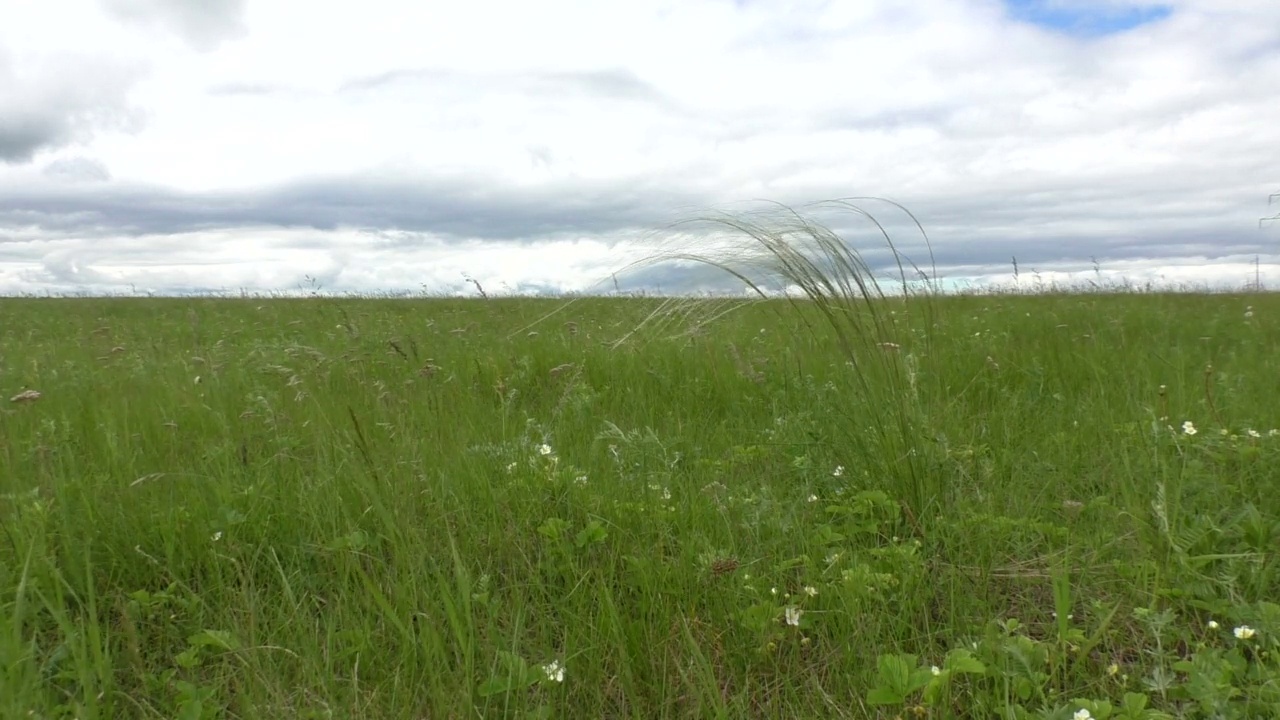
{"left": 2, "top": 220, "right": 1279, "bottom": 717}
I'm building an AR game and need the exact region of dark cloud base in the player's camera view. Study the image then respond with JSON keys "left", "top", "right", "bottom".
{"left": 2, "top": 174, "right": 1275, "bottom": 297}
{"left": 0, "top": 175, "right": 705, "bottom": 241}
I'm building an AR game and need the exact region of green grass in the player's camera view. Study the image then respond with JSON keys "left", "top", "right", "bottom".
{"left": 2, "top": 290, "right": 1278, "bottom": 718}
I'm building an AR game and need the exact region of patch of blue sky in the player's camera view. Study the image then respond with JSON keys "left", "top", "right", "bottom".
{"left": 1003, "top": 0, "right": 1173, "bottom": 37}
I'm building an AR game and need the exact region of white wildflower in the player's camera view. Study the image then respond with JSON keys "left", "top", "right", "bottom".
{"left": 784, "top": 606, "right": 803, "bottom": 627}
{"left": 1207, "top": 620, "right": 1219, "bottom": 629}
{"left": 1074, "top": 709, "right": 1093, "bottom": 720}
{"left": 930, "top": 665, "right": 941, "bottom": 676}
{"left": 537, "top": 443, "right": 553, "bottom": 456}
{"left": 832, "top": 465, "right": 844, "bottom": 477}
{"left": 1181, "top": 421, "right": 1197, "bottom": 436}
{"left": 803, "top": 586, "right": 818, "bottom": 597}
{"left": 1234, "top": 625, "right": 1256, "bottom": 640}
{"left": 541, "top": 659, "right": 565, "bottom": 682}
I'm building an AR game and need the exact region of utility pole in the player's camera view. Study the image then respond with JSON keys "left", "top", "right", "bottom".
{"left": 1262, "top": 191, "right": 1280, "bottom": 228}
{"left": 1257, "top": 192, "right": 1279, "bottom": 291}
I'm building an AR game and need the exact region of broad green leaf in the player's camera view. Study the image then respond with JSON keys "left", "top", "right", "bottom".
{"left": 866, "top": 687, "right": 906, "bottom": 706}
{"left": 943, "top": 648, "right": 987, "bottom": 675}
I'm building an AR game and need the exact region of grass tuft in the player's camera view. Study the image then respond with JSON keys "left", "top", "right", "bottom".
{"left": 620, "top": 199, "right": 943, "bottom": 524}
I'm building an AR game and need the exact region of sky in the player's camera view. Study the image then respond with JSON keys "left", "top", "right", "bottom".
{"left": 1, "top": 0, "right": 1278, "bottom": 297}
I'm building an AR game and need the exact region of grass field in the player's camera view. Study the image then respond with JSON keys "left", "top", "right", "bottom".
{"left": 2, "top": 287, "right": 1279, "bottom": 718}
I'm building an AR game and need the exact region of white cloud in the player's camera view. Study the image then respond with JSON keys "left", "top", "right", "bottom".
{"left": 101, "top": 0, "right": 248, "bottom": 52}
{"left": 0, "top": 0, "right": 1278, "bottom": 295}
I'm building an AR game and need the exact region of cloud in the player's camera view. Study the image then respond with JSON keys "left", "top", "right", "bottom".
{"left": 42, "top": 157, "right": 112, "bottom": 182}
{"left": 3, "top": 223, "right": 1275, "bottom": 298}
{"left": 0, "top": 172, "right": 706, "bottom": 240}
{"left": 0, "top": 173, "right": 1266, "bottom": 295}
{"left": 0, "top": 49, "right": 144, "bottom": 164}
{"left": 1, "top": 0, "right": 1279, "bottom": 296}
{"left": 339, "top": 67, "right": 669, "bottom": 105}
{"left": 101, "top": 0, "right": 247, "bottom": 51}
{"left": 206, "top": 82, "right": 292, "bottom": 97}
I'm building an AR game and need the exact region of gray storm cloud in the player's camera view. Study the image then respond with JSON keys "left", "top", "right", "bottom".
{"left": 0, "top": 172, "right": 1267, "bottom": 278}
{"left": 0, "top": 50, "right": 144, "bottom": 164}
{"left": 0, "top": 174, "right": 708, "bottom": 242}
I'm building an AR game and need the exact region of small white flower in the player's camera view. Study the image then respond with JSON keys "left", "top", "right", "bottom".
{"left": 1074, "top": 709, "right": 1093, "bottom": 720}
{"left": 807, "top": 494, "right": 819, "bottom": 503}
{"left": 1234, "top": 625, "right": 1256, "bottom": 640}
{"left": 784, "top": 606, "right": 803, "bottom": 627}
{"left": 505, "top": 461, "right": 517, "bottom": 473}
{"left": 541, "top": 659, "right": 565, "bottom": 682}
{"left": 1247, "top": 429, "right": 1261, "bottom": 438}
{"left": 1207, "top": 620, "right": 1220, "bottom": 629}
{"left": 770, "top": 587, "right": 778, "bottom": 596}
{"left": 537, "top": 443, "right": 553, "bottom": 456}
{"left": 574, "top": 475, "right": 588, "bottom": 486}
{"left": 832, "top": 465, "right": 844, "bottom": 477}
{"left": 211, "top": 531, "right": 223, "bottom": 542}
{"left": 930, "top": 665, "right": 941, "bottom": 676}
{"left": 803, "top": 585, "right": 818, "bottom": 597}
{"left": 1181, "top": 421, "right": 1197, "bottom": 436}
{"left": 1270, "top": 429, "right": 1279, "bottom": 437}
